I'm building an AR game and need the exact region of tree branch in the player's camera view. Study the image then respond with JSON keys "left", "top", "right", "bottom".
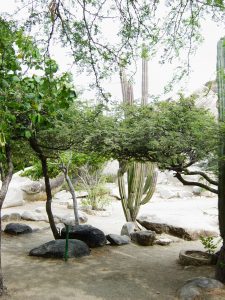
{"left": 175, "top": 172, "right": 218, "bottom": 194}
{"left": 184, "top": 169, "right": 218, "bottom": 185}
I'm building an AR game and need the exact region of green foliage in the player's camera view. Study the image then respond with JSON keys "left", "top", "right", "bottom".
{"left": 81, "top": 184, "right": 110, "bottom": 211}
{"left": 78, "top": 164, "right": 110, "bottom": 210}
{"left": 104, "top": 173, "right": 118, "bottom": 183}
{"left": 200, "top": 236, "right": 222, "bottom": 254}
{"left": 86, "top": 96, "right": 217, "bottom": 173}
{"left": 21, "top": 160, "right": 60, "bottom": 180}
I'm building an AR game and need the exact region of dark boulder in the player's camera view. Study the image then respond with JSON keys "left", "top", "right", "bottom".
{"left": 61, "top": 225, "right": 106, "bottom": 248}
{"left": 130, "top": 230, "right": 156, "bottom": 246}
{"left": 4, "top": 223, "right": 32, "bottom": 235}
{"left": 106, "top": 234, "right": 130, "bottom": 246}
{"left": 29, "top": 239, "right": 90, "bottom": 258}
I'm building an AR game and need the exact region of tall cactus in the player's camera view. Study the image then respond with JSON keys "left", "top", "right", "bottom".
{"left": 118, "top": 52, "right": 158, "bottom": 222}
{"left": 216, "top": 37, "right": 225, "bottom": 282}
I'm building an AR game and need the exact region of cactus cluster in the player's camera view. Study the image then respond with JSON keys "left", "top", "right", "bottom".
{"left": 118, "top": 54, "right": 157, "bottom": 222}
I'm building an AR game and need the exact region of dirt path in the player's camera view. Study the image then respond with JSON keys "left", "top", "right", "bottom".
{"left": 1, "top": 229, "right": 216, "bottom": 300}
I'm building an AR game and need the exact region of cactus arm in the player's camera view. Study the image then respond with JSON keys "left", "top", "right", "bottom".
{"left": 141, "top": 168, "right": 158, "bottom": 205}
{"left": 217, "top": 37, "right": 225, "bottom": 240}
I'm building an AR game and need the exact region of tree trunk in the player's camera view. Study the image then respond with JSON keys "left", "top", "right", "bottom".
{"left": 62, "top": 167, "right": 80, "bottom": 225}
{"left": 0, "top": 144, "right": 13, "bottom": 295}
{"left": 40, "top": 156, "right": 60, "bottom": 239}
{"left": 29, "top": 138, "right": 60, "bottom": 239}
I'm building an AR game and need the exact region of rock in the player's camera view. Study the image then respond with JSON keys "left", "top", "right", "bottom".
{"left": 2, "top": 212, "right": 21, "bottom": 221}
{"left": 137, "top": 215, "right": 218, "bottom": 241}
{"left": 4, "top": 223, "right": 32, "bottom": 235}
{"left": 179, "top": 250, "right": 217, "bottom": 266}
{"left": 54, "top": 190, "right": 72, "bottom": 201}
{"left": 21, "top": 211, "right": 48, "bottom": 222}
{"left": 54, "top": 211, "right": 88, "bottom": 225}
{"left": 158, "top": 188, "right": 178, "bottom": 199}
{"left": 193, "top": 186, "right": 202, "bottom": 196}
{"left": 178, "top": 191, "right": 193, "bottom": 198}
{"left": 130, "top": 230, "right": 156, "bottom": 246}
{"left": 121, "top": 222, "right": 137, "bottom": 237}
{"left": 22, "top": 175, "right": 64, "bottom": 202}
{"left": 29, "top": 239, "right": 90, "bottom": 258}
{"left": 106, "top": 234, "right": 131, "bottom": 245}
{"left": 1, "top": 172, "right": 32, "bottom": 208}
{"left": 177, "top": 277, "right": 224, "bottom": 300}
{"left": 155, "top": 238, "right": 172, "bottom": 246}
{"left": 35, "top": 207, "right": 45, "bottom": 213}
{"left": 60, "top": 225, "right": 106, "bottom": 248}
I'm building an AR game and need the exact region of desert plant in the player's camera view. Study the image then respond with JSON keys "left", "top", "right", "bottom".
{"left": 200, "top": 236, "right": 221, "bottom": 254}
{"left": 118, "top": 50, "right": 157, "bottom": 222}
{"left": 78, "top": 164, "right": 110, "bottom": 210}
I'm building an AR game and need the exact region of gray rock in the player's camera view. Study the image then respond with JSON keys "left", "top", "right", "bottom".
{"left": 177, "top": 277, "right": 224, "bottom": 300}
{"left": 4, "top": 223, "right": 32, "bottom": 235}
{"left": 29, "top": 239, "right": 90, "bottom": 258}
{"left": 179, "top": 250, "right": 217, "bottom": 266}
{"left": 178, "top": 191, "right": 193, "bottom": 198}
{"left": 155, "top": 238, "right": 172, "bottom": 246}
{"left": 22, "top": 175, "right": 64, "bottom": 201}
{"left": 2, "top": 212, "right": 21, "bottom": 221}
{"left": 130, "top": 230, "right": 156, "bottom": 246}
{"left": 21, "top": 211, "right": 48, "bottom": 222}
{"left": 192, "top": 186, "right": 202, "bottom": 196}
{"left": 137, "top": 216, "right": 217, "bottom": 240}
{"left": 60, "top": 212, "right": 88, "bottom": 225}
{"left": 121, "top": 222, "right": 136, "bottom": 237}
{"left": 158, "top": 187, "right": 178, "bottom": 199}
{"left": 106, "top": 234, "right": 131, "bottom": 245}
{"left": 60, "top": 225, "right": 106, "bottom": 248}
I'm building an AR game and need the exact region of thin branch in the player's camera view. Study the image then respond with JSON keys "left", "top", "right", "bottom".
{"left": 184, "top": 169, "right": 218, "bottom": 185}
{"left": 175, "top": 172, "right": 218, "bottom": 194}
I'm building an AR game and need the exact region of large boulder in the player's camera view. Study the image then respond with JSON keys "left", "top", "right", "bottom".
{"left": 1, "top": 173, "right": 33, "bottom": 208}
{"left": 60, "top": 225, "right": 106, "bottom": 248}
{"left": 176, "top": 277, "right": 224, "bottom": 300}
{"left": 29, "top": 239, "right": 90, "bottom": 258}
{"left": 21, "top": 211, "right": 48, "bottom": 222}
{"left": 4, "top": 223, "right": 32, "bottom": 235}
{"left": 137, "top": 215, "right": 218, "bottom": 241}
{"left": 106, "top": 234, "right": 130, "bottom": 246}
{"left": 130, "top": 230, "right": 156, "bottom": 246}
{"left": 22, "top": 175, "right": 64, "bottom": 202}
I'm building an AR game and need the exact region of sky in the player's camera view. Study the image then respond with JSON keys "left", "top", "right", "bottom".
{"left": 1, "top": 0, "right": 225, "bottom": 101}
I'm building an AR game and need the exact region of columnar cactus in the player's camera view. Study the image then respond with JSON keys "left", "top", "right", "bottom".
{"left": 118, "top": 54, "right": 158, "bottom": 222}
{"left": 216, "top": 37, "right": 225, "bottom": 282}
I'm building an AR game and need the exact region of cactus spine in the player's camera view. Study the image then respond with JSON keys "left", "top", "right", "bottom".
{"left": 118, "top": 53, "right": 157, "bottom": 222}
{"left": 216, "top": 37, "right": 225, "bottom": 282}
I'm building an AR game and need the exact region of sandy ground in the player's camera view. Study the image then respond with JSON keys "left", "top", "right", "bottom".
{"left": 1, "top": 229, "right": 216, "bottom": 300}
{"left": 0, "top": 182, "right": 221, "bottom": 300}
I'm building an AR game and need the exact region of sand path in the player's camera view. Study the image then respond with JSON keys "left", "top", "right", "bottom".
{"left": 0, "top": 225, "right": 217, "bottom": 300}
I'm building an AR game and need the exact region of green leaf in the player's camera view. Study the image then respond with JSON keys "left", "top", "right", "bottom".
{"left": 24, "top": 130, "right": 32, "bottom": 138}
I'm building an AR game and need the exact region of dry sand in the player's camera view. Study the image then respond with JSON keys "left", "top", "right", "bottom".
{"left": 0, "top": 223, "right": 217, "bottom": 300}
{"left": 0, "top": 189, "right": 221, "bottom": 300}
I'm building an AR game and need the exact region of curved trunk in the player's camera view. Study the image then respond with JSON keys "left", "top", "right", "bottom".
{"left": 29, "top": 138, "right": 59, "bottom": 239}
{"left": 62, "top": 167, "right": 80, "bottom": 225}
{"left": 40, "top": 156, "right": 60, "bottom": 239}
